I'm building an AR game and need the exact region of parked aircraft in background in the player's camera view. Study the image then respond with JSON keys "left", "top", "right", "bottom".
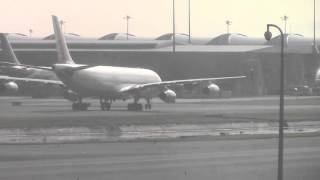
{"left": 0, "top": 33, "right": 78, "bottom": 100}
{"left": 0, "top": 33, "right": 57, "bottom": 80}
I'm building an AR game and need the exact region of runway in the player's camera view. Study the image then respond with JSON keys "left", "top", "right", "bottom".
{"left": 0, "top": 136, "right": 320, "bottom": 180}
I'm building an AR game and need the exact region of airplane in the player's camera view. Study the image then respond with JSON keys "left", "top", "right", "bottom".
{"left": 0, "top": 33, "right": 78, "bottom": 100}
{"left": 0, "top": 33, "right": 59, "bottom": 80}
{"left": 1, "top": 15, "right": 245, "bottom": 111}
{"left": 48, "top": 15, "right": 246, "bottom": 111}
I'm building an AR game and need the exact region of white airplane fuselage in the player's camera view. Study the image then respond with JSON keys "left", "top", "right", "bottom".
{"left": 53, "top": 64, "right": 162, "bottom": 98}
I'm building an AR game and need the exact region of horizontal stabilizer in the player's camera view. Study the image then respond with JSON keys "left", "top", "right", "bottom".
{"left": 54, "top": 64, "right": 93, "bottom": 76}
{"left": 0, "top": 61, "right": 53, "bottom": 71}
{"left": 0, "top": 75, "right": 63, "bottom": 85}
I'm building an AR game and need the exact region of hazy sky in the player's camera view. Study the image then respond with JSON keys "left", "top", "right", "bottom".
{"left": 0, "top": 0, "right": 319, "bottom": 38}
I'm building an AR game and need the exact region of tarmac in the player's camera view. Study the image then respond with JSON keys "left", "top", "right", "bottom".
{"left": 1, "top": 96, "right": 320, "bottom": 127}
{"left": 0, "top": 96, "right": 319, "bottom": 179}
{"left": 0, "top": 96, "right": 319, "bottom": 143}
{"left": 0, "top": 136, "right": 319, "bottom": 180}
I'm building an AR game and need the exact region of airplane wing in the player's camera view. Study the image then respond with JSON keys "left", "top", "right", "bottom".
{"left": 120, "top": 75, "right": 246, "bottom": 94}
{"left": 0, "top": 75, "right": 63, "bottom": 85}
{"left": 0, "top": 61, "right": 92, "bottom": 73}
{"left": 0, "top": 61, "right": 53, "bottom": 71}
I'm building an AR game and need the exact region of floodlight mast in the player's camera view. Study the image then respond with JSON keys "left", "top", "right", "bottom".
{"left": 226, "top": 20, "right": 232, "bottom": 34}
{"left": 188, "top": 0, "right": 191, "bottom": 44}
{"left": 314, "top": 0, "right": 317, "bottom": 52}
{"left": 172, "top": 0, "right": 176, "bottom": 53}
{"left": 123, "top": 15, "right": 131, "bottom": 40}
{"left": 60, "top": 20, "right": 66, "bottom": 33}
{"left": 281, "top": 15, "right": 289, "bottom": 34}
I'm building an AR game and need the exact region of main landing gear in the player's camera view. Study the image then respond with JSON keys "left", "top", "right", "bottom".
{"left": 127, "top": 102, "right": 143, "bottom": 111}
{"left": 71, "top": 97, "right": 152, "bottom": 111}
{"left": 145, "top": 98, "right": 152, "bottom": 110}
{"left": 72, "top": 98, "right": 90, "bottom": 111}
{"left": 127, "top": 98, "right": 152, "bottom": 111}
{"left": 100, "top": 97, "right": 111, "bottom": 111}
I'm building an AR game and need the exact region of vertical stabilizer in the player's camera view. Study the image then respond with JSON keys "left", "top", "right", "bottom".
{"left": 52, "top": 15, "right": 75, "bottom": 64}
{"left": 0, "top": 33, "right": 20, "bottom": 64}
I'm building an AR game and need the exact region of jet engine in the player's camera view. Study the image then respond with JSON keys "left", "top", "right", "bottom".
{"left": 202, "top": 83, "right": 220, "bottom": 95}
{"left": 158, "top": 89, "right": 176, "bottom": 103}
{"left": 62, "top": 89, "right": 79, "bottom": 102}
{"left": 316, "top": 69, "right": 320, "bottom": 85}
{"left": 0, "top": 81, "right": 18, "bottom": 93}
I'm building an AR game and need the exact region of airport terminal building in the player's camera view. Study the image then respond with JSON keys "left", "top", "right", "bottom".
{"left": 1, "top": 33, "right": 320, "bottom": 97}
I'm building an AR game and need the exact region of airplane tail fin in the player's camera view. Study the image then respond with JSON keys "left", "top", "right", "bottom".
{"left": 0, "top": 33, "right": 21, "bottom": 64}
{"left": 52, "top": 15, "right": 75, "bottom": 64}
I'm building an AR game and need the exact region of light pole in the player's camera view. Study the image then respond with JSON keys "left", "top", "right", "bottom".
{"left": 226, "top": 20, "right": 232, "bottom": 34}
{"left": 123, "top": 15, "right": 131, "bottom": 40}
{"left": 264, "top": 24, "right": 285, "bottom": 180}
{"left": 313, "top": 0, "right": 318, "bottom": 52}
{"left": 281, "top": 15, "right": 289, "bottom": 34}
{"left": 60, "top": 20, "right": 66, "bottom": 33}
{"left": 28, "top": 29, "right": 33, "bottom": 37}
{"left": 188, "top": 0, "right": 191, "bottom": 44}
{"left": 172, "top": 0, "right": 176, "bottom": 53}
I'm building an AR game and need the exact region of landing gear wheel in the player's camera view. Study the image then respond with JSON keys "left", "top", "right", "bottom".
{"left": 72, "top": 102, "right": 90, "bottom": 111}
{"left": 100, "top": 97, "right": 112, "bottom": 111}
{"left": 144, "top": 98, "right": 152, "bottom": 110}
{"left": 100, "top": 102, "right": 111, "bottom": 111}
{"left": 105, "top": 103, "right": 111, "bottom": 111}
{"left": 127, "top": 103, "right": 143, "bottom": 111}
{"left": 145, "top": 104, "right": 152, "bottom": 110}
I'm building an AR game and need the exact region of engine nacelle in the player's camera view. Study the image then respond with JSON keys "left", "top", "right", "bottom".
{"left": 316, "top": 69, "right": 320, "bottom": 85}
{"left": 63, "top": 89, "right": 79, "bottom": 102}
{"left": 0, "top": 81, "right": 19, "bottom": 93}
{"left": 202, "top": 83, "right": 220, "bottom": 95}
{"left": 158, "top": 89, "right": 176, "bottom": 103}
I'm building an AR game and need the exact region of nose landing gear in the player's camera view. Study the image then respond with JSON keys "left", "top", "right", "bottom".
{"left": 100, "top": 97, "right": 111, "bottom": 111}
{"left": 145, "top": 98, "right": 152, "bottom": 110}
